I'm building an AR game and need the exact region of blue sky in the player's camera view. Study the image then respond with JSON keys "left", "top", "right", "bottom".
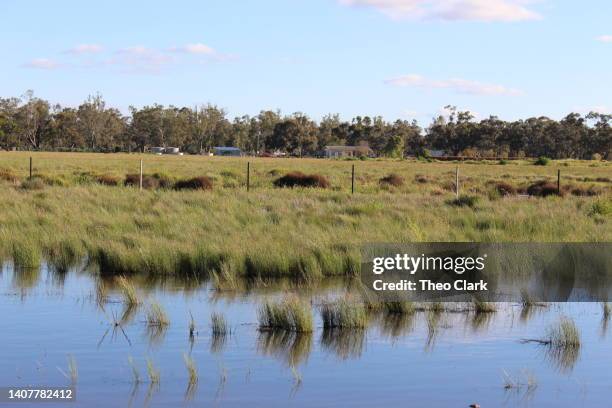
{"left": 1, "top": 0, "right": 612, "bottom": 124}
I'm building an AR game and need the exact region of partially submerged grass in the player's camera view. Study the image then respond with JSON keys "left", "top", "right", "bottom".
{"left": 321, "top": 299, "right": 367, "bottom": 329}
{"left": 546, "top": 317, "right": 581, "bottom": 348}
{"left": 258, "top": 298, "right": 313, "bottom": 332}
{"left": 603, "top": 302, "right": 611, "bottom": 320}
{"left": 383, "top": 301, "right": 415, "bottom": 315}
{"left": 146, "top": 301, "right": 170, "bottom": 327}
{"left": 116, "top": 276, "right": 140, "bottom": 306}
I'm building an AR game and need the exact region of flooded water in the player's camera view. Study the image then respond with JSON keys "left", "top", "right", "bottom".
{"left": 2, "top": 264, "right": 612, "bottom": 407}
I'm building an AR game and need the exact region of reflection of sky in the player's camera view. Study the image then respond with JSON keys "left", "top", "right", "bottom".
{"left": 2, "top": 265, "right": 612, "bottom": 407}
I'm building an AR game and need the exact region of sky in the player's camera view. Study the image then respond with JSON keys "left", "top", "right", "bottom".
{"left": 1, "top": 0, "right": 612, "bottom": 124}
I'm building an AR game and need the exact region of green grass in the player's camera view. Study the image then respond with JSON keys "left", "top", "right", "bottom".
{"left": 0, "top": 152, "right": 608, "bottom": 279}
{"left": 383, "top": 301, "right": 415, "bottom": 315}
{"left": 258, "top": 298, "right": 313, "bottom": 332}
{"left": 116, "top": 276, "right": 140, "bottom": 306}
{"left": 321, "top": 299, "right": 368, "bottom": 329}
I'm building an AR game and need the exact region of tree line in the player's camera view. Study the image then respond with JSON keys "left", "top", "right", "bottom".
{"left": 0, "top": 92, "right": 610, "bottom": 159}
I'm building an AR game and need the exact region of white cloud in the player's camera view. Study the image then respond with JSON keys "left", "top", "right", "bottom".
{"left": 596, "top": 35, "right": 612, "bottom": 43}
{"left": 66, "top": 44, "right": 103, "bottom": 54}
{"left": 385, "top": 74, "right": 523, "bottom": 96}
{"left": 170, "top": 43, "right": 216, "bottom": 55}
{"left": 22, "top": 58, "right": 60, "bottom": 70}
{"left": 109, "top": 46, "right": 174, "bottom": 73}
{"left": 339, "top": 0, "right": 541, "bottom": 22}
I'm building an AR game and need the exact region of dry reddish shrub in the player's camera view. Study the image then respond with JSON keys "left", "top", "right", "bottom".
{"left": 494, "top": 181, "right": 516, "bottom": 196}
{"left": 569, "top": 186, "right": 601, "bottom": 197}
{"left": 0, "top": 168, "right": 19, "bottom": 183}
{"left": 380, "top": 173, "right": 404, "bottom": 187}
{"left": 414, "top": 174, "right": 429, "bottom": 184}
{"left": 174, "top": 176, "right": 213, "bottom": 190}
{"left": 96, "top": 174, "right": 120, "bottom": 186}
{"left": 125, "top": 174, "right": 160, "bottom": 189}
{"left": 273, "top": 172, "right": 330, "bottom": 188}
{"left": 527, "top": 180, "right": 561, "bottom": 197}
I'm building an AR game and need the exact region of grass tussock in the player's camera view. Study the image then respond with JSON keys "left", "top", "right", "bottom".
{"left": 273, "top": 172, "right": 330, "bottom": 188}
{"left": 174, "top": 176, "right": 213, "bottom": 191}
{"left": 146, "top": 301, "right": 170, "bottom": 327}
{"left": 447, "top": 195, "right": 479, "bottom": 208}
{"left": 527, "top": 180, "right": 560, "bottom": 197}
{"left": 258, "top": 297, "right": 313, "bottom": 332}
{"left": 546, "top": 317, "right": 581, "bottom": 348}
{"left": 96, "top": 174, "right": 120, "bottom": 186}
{"left": 321, "top": 299, "right": 367, "bottom": 329}
{"left": 379, "top": 173, "right": 404, "bottom": 187}
{"left": 383, "top": 301, "right": 415, "bottom": 315}
{"left": 493, "top": 181, "right": 517, "bottom": 196}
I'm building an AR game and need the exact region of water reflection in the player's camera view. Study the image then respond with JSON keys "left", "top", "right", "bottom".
{"left": 378, "top": 313, "right": 416, "bottom": 339}
{"left": 543, "top": 344, "right": 581, "bottom": 374}
{"left": 320, "top": 328, "right": 366, "bottom": 360}
{"left": 257, "top": 330, "right": 313, "bottom": 366}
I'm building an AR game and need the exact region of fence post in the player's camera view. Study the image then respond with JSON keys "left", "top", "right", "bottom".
{"left": 351, "top": 164, "right": 355, "bottom": 194}
{"left": 139, "top": 159, "right": 143, "bottom": 191}
{"left": 247, "top": 161, "right": 250, "bottom": 192}
{"left": 29, "top": 157, "right": 33, "bottom": 180}
{"left": 557, "top": 169, "right": 561, "bottom": 195}
{"left": 455, "top": 166, "right": 459, "bottom": 199}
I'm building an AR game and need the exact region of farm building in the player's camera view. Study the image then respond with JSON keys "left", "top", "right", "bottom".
{"left": 213, "top": 147, "right": 242, "bottom": 157}
{"left": 324, "top": 145, "right": 373, "bottom": 158}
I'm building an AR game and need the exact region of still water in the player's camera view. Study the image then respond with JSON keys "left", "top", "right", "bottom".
{"left": 1, "top": 264, "right": 611, "bottom": 407}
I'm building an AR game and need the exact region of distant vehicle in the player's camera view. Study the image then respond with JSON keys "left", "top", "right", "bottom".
{"left": 213, "top": 147, "right": 242, "bottom": 157}
{"left": 149, "top": 147, "right": 183, "bottom": 155}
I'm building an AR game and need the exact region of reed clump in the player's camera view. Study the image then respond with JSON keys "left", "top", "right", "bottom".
{"left": 273, "top": 172, "right": 330, "bottom": 188}
{"left": 174, "top": 176, "right": 213, "bottom": 190}
{"left": 321, "top": 299, "right": 367, "bottom": 329}
{"left": 546, "top": 317, "right": 581, "bottom": 348}
{"left": 146, "top": 301, "right": 170, "bottom": 327}
{"left": 258, "top": 298, "right": 313, "bottom": 332}
{"left": 383, "top": 301, "right": 415, "bottom": 315}
{"left": 379, "top": 173, "right": 404, "bottom": 187}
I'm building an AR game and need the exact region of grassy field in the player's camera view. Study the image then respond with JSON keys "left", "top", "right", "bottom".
{"left": 0, "top": 152, "right": 609, "bottom": 280}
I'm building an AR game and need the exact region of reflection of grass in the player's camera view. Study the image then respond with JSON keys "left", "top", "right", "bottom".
{"left": 603, "top": 302, "right": 611, "bottom": 319}
{"left": 211, "top": 312, "right": 228, "bottom": 335}
{"left": 128, "top": 356, "right": 140, "bottom": 384}
{"left": 321, "top": 299, "right": 367, "bottom": 329}
{"left": 473, "top": 298, "right": 496, "bottom": 313}
{"left": 320, "top": 328, "right": 365, "bottom": 360}
{"left": 257, "top": 330, "right": 313, "bottom": 366}
{"left": 147, "top": 358, "right": 160, "bottom": 384}
{"left": 258, "top": 298, "right": 313, "bottom": 332}
{"left": 183, "top": 353, "right": 198, "bottom": 385}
